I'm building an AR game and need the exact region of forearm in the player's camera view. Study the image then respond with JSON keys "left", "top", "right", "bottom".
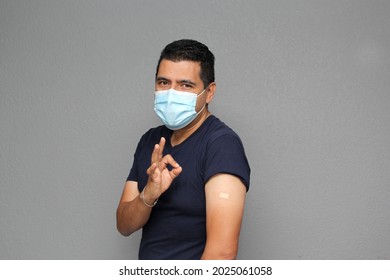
{"left": 117, "top": 137, "right": 181, "bottom": 236}
{"left": 116, "top": 194, "right": 153, "bottom": 236}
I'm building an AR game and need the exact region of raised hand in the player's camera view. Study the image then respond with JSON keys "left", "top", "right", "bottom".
{"left": 144, "top": 137, "right": 182, "bottom": 204}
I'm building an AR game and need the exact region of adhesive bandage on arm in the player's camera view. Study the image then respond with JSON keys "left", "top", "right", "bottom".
{"left": 219, "top": 192, "right": 230, "bottom": 199}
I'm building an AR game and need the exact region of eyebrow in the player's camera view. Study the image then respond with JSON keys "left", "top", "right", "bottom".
{"left": 156, "top": 76, "right": 197, "bottom": 86}
{"left": 156, "top": 76, "right": 169, "bottom": 82}
{"left": 178, "top": 79, "right": 197, "bottom": 86}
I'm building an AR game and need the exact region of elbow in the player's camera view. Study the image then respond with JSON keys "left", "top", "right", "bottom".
{"left": 117, "top": 223, "right": 132, "bottom": 237}
{"left": 201, "top": 245, "right": 238, "bottom": 260}
{"left": 217, "top": 252, "right": 237, "bottom": 260}
{"left": 217, "top": 249, "right": 238, "bottom": 260}
{"left": 117, "top": 218, "right": 138, "bottom": 236}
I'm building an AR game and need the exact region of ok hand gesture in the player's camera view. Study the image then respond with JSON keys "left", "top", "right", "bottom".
{"left": 144, "top": 137, "right": 182, "bottom": 204}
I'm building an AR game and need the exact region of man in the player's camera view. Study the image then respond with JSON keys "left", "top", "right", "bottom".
{"left": 116, "top": 39, "right": 250, "bottom": 260}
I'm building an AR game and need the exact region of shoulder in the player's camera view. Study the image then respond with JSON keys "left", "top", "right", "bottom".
{"left": 203, "top": 116, "right": 246, "bottom": 155}
{"left": 202, "top": 116, "right": 250, "bottom": 189}
{"left": 203, "top": 116, "right": 244, "bottom": 146}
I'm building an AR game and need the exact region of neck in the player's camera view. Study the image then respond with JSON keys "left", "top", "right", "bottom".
{"left": 171, "top": 108, "right": 211, "bottom": 147}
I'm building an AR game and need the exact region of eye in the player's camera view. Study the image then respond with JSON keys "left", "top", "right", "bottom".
{"left": 158, "top": 80, "right": 169, "bottom": 86}
{"left": 181, "top": 83, "right": 193, "bottom": 89}
{"left": 156, "top": 80, "right": 170, "bottom": 89}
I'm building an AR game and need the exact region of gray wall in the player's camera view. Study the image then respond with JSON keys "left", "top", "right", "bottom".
{"left": 1, "top": 0, "right": 389, "bottom": 259}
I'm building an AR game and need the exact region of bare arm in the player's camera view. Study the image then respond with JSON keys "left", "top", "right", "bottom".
{"left": 116, "top": 137, "right": 182, "bottom": 236}
{"left": 116, "top": 180, "right": 153, "bottom": 236}
{"left": 201, "top": 174, "right": 247, "bottom": 260}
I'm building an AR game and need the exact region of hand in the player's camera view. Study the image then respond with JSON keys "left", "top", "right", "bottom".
{"left": 144, "top": 137, "right": 182, "bottom": 203}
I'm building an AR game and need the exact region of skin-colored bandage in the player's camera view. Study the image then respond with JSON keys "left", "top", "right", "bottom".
{"left": 219, "top": 192, "right": 230, "bottom": 199}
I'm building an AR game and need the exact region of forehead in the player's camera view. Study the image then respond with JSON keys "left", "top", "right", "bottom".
{"left": 157, "top": 59, "right": 202, "bottom": 81}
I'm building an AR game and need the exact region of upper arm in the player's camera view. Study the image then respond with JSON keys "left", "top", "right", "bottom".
{"left": 202, "top": 173, "right": 247, "bottom": 259}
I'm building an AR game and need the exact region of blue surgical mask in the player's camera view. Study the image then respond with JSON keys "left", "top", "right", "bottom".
{"left": 154, "top": 88, "right": 206, "bottom": 130}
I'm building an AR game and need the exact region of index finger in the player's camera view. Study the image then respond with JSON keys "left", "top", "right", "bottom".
{"left": 160, "top": 154, "right": 180, "bottom": 169}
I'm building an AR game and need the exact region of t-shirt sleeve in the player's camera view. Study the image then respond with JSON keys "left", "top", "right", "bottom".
{"left": 126, "top": 151, "right": 139, "bottom": 182}
{"left": 203, "top": 133, "right": 250, "bottom": 190}
{"left": 126, "top": 135, "right": 145, "bottom": 182}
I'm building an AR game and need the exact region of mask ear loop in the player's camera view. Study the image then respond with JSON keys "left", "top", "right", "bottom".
{"left": 195, "top": 85, "right": 210, "bottom": 114}
{"left": 197, "top": 84, "right": 210, "bottom": 98}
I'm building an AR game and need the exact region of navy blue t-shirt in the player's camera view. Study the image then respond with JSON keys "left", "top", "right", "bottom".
{"left": 127, "top": 115, "right": 250, "bottom": 260}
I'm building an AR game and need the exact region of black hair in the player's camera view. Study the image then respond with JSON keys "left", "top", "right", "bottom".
{"left": 155, "top": 39, "right": 215, "bottom": 88}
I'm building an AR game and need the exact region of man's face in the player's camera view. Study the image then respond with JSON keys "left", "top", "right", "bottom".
{"left": 155, "top": 59, "right": 207, "bottom": 113}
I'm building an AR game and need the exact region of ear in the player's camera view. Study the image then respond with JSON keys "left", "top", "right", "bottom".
{"left": 206, "top": 82, "right": 216, "bottom": 104}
